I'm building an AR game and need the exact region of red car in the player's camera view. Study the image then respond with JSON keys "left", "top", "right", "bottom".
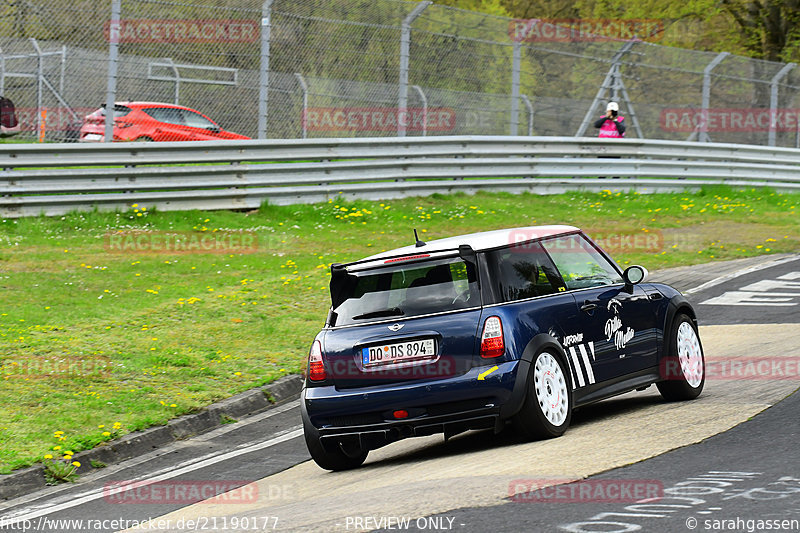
{"left": 79, "top": 102, "right": 249, "bottom": 142}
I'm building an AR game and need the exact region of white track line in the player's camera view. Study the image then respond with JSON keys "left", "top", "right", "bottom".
{"left": 0, "top": 400, "right": 301, "bottom": 515}
{"left": 684, "top": 255, "right": 800, "bottom": 295}
{"left": 1, "top": 424, "right": 303, "bottom": 527}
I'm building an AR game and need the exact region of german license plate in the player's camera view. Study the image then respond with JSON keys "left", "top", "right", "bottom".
{"left": 362, "top": 339, "right": 436, "bottom": 367}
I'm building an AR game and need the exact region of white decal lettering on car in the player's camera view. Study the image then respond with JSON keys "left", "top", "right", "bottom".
{"left": 563, "top": 333, "right": 584, "bottom": 347}
{"left": 604, "top": 298, "right": 635, "bottom": 352}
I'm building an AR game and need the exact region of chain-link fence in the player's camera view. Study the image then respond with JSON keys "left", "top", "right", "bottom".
{"left": 4, "top": 0, "right": 800, "bottom": 146}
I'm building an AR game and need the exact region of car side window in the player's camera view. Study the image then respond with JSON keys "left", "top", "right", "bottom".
{"left": 486, "top": 241, "right": 566, "bottom": 302}
{"left": 143, "top": 108, "right": 185, "bottom": 125}
{"left": 541, "top": 234, "right": 623, "bottom": 290}
{"left": 182, "top": 110, "right": 216, "bottom": 129}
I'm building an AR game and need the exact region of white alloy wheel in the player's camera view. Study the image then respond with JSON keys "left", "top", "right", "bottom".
{"left": 677, "top": 321, "right": 704, "bottom": 388}
{"left": 533, "top": 352, "right": 569, "bottom": 427}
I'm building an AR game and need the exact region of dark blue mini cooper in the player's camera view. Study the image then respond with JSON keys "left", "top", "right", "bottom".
{"left": 302, "top": 226, "right": 704, "bottom": 470}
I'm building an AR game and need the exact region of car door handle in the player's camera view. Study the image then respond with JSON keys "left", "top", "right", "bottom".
{"left": 580, "top": 301, "right": 598, "bottom": 313}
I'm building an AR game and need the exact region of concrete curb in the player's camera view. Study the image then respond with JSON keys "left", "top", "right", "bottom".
{"left": 0, "top": 374, "right": 303, "bottom": 501}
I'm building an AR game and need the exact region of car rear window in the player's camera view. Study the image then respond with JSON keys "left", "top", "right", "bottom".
{"left": 330, "top": 257, "right": 479, "bottom": 326}
{"left": 485, "top": 241, "right": 565, "bottom": 302}
{"left": 97, "top": 105, "right": 131, "bottom": 118}
{"left": 182, "top": 110, "right": 216, "bottom": 129}
{"left": 142, "top": 107, "right": 185, "bottom": 125}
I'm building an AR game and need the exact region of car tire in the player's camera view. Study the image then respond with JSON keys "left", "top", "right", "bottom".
{"left": 135, "top": 136, "right": 153, "bottom": 142}
{"left": 303, "top": 424, "right": 368, "bottom": 471}
{"left": 512, "top": 349, "right": 572, "bottom": 440}
{"left": 657, "top": 313, "right": 705, "bottom": 401}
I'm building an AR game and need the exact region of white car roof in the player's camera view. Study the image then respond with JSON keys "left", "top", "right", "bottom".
{"left": 359, "top": 225, "right": 580, "bottom": 263}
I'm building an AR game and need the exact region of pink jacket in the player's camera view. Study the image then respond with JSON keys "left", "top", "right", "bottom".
{"left": 597, "top": 116, "right": 625, "bottom": 138}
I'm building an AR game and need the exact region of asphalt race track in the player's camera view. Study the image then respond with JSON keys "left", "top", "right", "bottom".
{"left": 1, "top": 255, "right": 798, "bottom": 533}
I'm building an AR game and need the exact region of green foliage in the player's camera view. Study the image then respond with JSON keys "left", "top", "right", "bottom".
{"left": 43, "top": 459, "right": 80, "bottom": 485}
{"left": 437, "top": 0, "right": 511, "bottom": 17}
{"left": 482, "top": 0, "right": 800, "bottom": 62}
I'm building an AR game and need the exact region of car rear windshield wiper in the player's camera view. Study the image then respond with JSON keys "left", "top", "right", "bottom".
{"left": 352, "top": 307, "right": 405, "bottom": 320}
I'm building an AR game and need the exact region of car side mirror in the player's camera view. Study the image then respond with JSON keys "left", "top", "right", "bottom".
{"left": 622, "top": 265, "right": 648, "bottom": 290}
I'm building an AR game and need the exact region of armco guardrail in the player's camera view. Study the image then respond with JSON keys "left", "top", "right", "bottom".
{"left": 2, "top": 136, "right": 800, "bottom": 218}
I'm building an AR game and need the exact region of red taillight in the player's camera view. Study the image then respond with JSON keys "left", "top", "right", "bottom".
{"left": 308, "top": 340, "right": 326, "bottom": 381}
{"left": 393, "top": 410, "right": 409, "bottom": 419}
{"left": 480, "top": 316, "right": 504, "bottom": 358}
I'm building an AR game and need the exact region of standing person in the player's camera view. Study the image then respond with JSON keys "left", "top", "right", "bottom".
{"left": 594, "top": 101, "right": 625, "bottom": 138}
{"left": 0, "top": 96, "right": 20, "bottom": 138}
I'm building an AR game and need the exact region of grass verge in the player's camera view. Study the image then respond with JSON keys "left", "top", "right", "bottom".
{"left": 0, "top": 186, "right": 798, "bottom": 474}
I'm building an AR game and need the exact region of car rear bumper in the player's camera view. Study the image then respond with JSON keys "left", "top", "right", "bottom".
{"left": 301, "top": 360, "right": 528, "bottom": 450}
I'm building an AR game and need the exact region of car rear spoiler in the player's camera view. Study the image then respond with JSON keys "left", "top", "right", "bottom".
{"left": 328, "top": 245, "right": 477, "bottom": 311}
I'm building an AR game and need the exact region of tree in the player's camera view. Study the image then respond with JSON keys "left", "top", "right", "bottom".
{"left": 435, "top": 0, "right": 512, "bottom": 17}
{"left": 720, "top": 0, "right": 800, "bottom": 61}
{"left": 499, "top": 0, "right": 582, "bottom": 18}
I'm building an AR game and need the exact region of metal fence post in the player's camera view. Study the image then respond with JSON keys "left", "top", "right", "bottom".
{"left": 695, "top": 51, "right": 728, "bottom": 142}
{"left": 398, "top": 1, "right": 431, "bottom": 137}
{"left": 769, "top": 62, "right": 795, "bottom": 146}
{"left": 521, "top": 94, "right": 533, "bottom": 135}
{"left": 510, "top": 42, "right": 521, "bottom": 136}
{"left": 258, "top": 0, "right": 274, "bottom": 140}
{"left": 411, "top": 85, "right": 427, "bottom": 136}
{"left": 104, "top": 0, "right": 121, "bottom": 143}
{"left": 59, "top": 46, "right": 66, "bottom": 96}
{"left": 30, "top": 39, "right": 44, "bottom": 140}
{"left": 162, "top": 58, "right": 181, "bottom": 104}
{"left": 294, "top": 73, "right": 308, "bottom": 139}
